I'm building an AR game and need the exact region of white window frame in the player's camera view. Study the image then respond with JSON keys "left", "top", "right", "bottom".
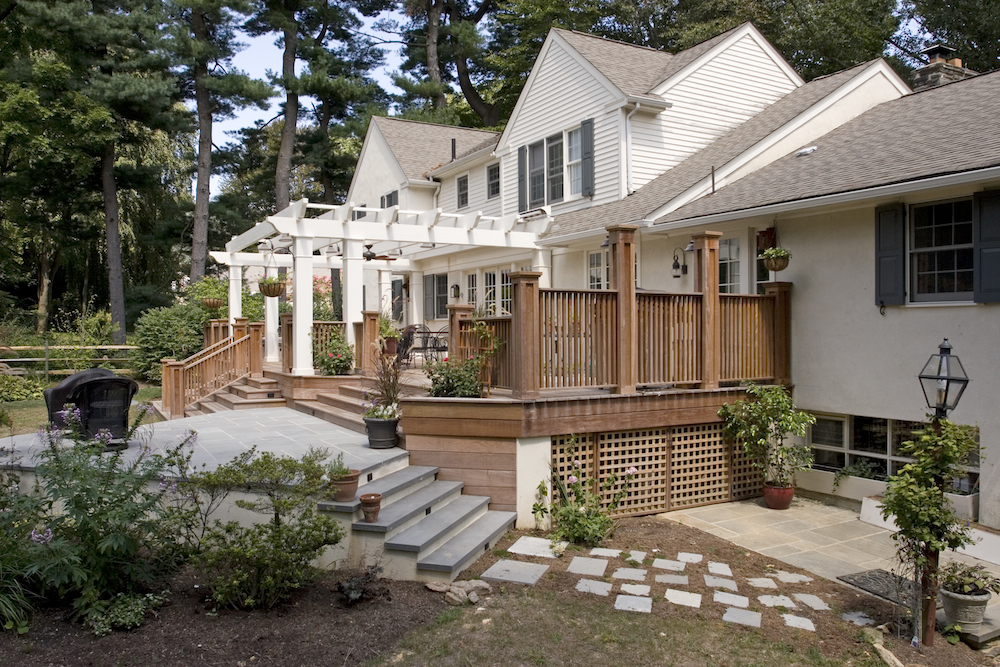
{"left": 457, "top": 174, "right": 469, "bottom": 209}
{"left": 486, "top": 163, "right": 500, "bottom": 200}
{"left": 527, "top": 127, "right": 585, "bottom": 209}
{"left": 719, "top": 237, "right": 740, "bottom": 294}
{"left": 566, "top": 127, "right": 583, "bottom": 197}
{"left": 909, "top": 197, "right": 974, "bottom": 303}
{"left": 588, "top": 250, "right": 608, "bottom": 289}
{"left": 467, "top": 273, "right": 477, "bottom": 306}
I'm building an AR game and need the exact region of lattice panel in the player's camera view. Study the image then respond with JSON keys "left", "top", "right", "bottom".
{"left": 551, "top": 433, "right": 597, "bottom": 488}
{"left": 730, "top": 439, "right": 763, "bottom": 500}
{"left": 669, "top": 424, "right": 732, "bottom": 508}
{"left": 597, "top": 428, "right": 668, "bottom": 516}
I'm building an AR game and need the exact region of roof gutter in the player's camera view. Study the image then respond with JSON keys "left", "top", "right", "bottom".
{"left": 649, "top": 165, "right": 1000, "bottom": 231}
{"left": 540, "top": 219, "right": 658, "bottom": 246}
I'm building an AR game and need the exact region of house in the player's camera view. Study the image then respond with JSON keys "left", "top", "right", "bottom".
{"left": 210, "top": 24, "right": 1000, "bottom": 532}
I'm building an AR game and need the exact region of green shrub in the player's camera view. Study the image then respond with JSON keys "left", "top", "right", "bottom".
{"left": 88, "top": 591, "right": 168, "bottom": 637}
{"left": 426, "top": 358, "right": 482, "bottom": 397}
{"left": 131, "top": 303, "right": 206, "bottom": 381}
{"left": 0, "top": 375, "right": 45, "bottom": 402}
{"left": 315, "top": 330, "right": 353, "bottom": 375}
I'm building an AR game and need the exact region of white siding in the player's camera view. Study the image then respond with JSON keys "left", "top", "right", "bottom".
{"left": 346, "top": 128, "right": 407, "bottom": 210}
{"left": 501, "top": 41, "right": 621, "bottom": 215}
{"left": 631, "top": 34, "right": 799, "bottom": 189}
{"left": 437, "top": 159, "right": 502, "bottom": 216}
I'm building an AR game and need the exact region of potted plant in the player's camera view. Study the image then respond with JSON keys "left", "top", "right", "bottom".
{"left": 326, "top": 453, "right": 361, "bottom": 502}
{"left": 718, "top": 382, "right": 816, "bottom": 509}
{"left": 189, "top": 276, "right": 227, "bottom": 310}
{"left": 377, "top": 311, "right": 400, "bottom": 355}
{"left": 362, "top": 347, "right": 401, "bottom": 449}
{"left": 360, "top": 492, "right": 382, "bottom": 522}
{"left": 258, "top": 275, "right": 287, "bottom": 298}
{"left": 939, "top": 562, "right": 1000, "bottom": 633}
{"left": 759, "top": 247, "right": 792, "bottom": 272}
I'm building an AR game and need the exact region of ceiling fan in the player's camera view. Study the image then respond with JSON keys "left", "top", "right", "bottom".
{"left": 363, "top": 244, "right": 397, "bottom": 261}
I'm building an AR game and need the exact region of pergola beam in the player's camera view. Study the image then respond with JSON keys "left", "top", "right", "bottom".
{"left": 209, "top": 251, "right": 411, "bottom": 271}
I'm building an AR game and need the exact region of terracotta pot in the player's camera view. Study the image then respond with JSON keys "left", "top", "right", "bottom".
{"left": 941, "top": 588, "right": 991, "bottom": 633}
{"left": 764, "top": 256, "right": 790, "bottom": 272}
{"left": 259, "top": 282, "right": 286, "bottom": 297}
{"left": 363, "top": 417, "right": 398, "bottom": 449}
{"left": 762, "top": 482, "right": 795, "bottom": 510}
{"left": 330, "top": 469, "right": 361, "bottom": 502}
{"left": 360, "top": 492, "right": 382, "bottom": 523}
{"left": 202, "top": 298, "right": 224, "bottom": 310}
{"left": 381, "top": 337, "right": 398, "bottom": 356}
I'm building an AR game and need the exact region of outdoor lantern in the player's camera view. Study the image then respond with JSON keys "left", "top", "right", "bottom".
{"left": 918, "top": 338, "right": 969, "bottom": 419}
{"left": 450, "top": 284, "right": 460, "bottom": 298}
{"left": 671, "top": 247, "right": 689, "bottom": 278}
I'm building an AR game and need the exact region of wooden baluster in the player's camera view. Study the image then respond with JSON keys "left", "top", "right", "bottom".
{"left": 250, "top": 322, "right": 263, "bottom": 377}
{"left": 280, "top": 313, "right": 293, "bottom": 374}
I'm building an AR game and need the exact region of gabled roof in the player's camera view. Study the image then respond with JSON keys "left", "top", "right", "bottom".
{"left": 658, "top": 69, "right": 1000, "bottom": 225}
{"left": 371, "top": 116, "right": 498, "bottom": 181}
{"left": 544, "top": 61, "right": 883, "bottom": 241}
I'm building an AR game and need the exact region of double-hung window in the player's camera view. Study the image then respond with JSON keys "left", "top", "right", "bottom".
{"left": 518, "top": 119, "right": 594, "bottom": 212}
{"left": 467, "top": 274, "right": 477, "bottom": 306}
{"left": 546, "top": 133, "right": 564, "bottom": 203}
{"left": 719, "top": 238, "right": 740, "bottom": 293}
{"left": 486, "top": 163, "right": 500, "bottom": 200}
{"left": 528, "top": 142, "right": 546, "bottom": 208}
{"left": 457, "top": 175, "right": 469, "bottom": 209}
{"left": 567, "top": 128, "right": 583, "bottom": 196}
{"left": 910, "top": 199, "right": 973, "bottom": 301}
{"left": 588, "top": 250, "right": 608, "bottom": 289}
{"left": 380, "top": 190, "right": 398, "bottom": 208}
{"left": 423, "top": 274, "right": 449, "bottom": 320}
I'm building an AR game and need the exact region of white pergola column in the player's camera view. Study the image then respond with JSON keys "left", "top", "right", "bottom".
{"left": 533, "top": 249, "right": 553, "bottom": 288}
{"left": 410, "top": 271, "right": 424, "bottom": 325}
{"left": 291, "top": 236, "right": 314, "bottom": 376}
{"left": 228, "top": 264, "right": 242, "bottom": 324}
{"left": 342, "top": 239, "right": 364, "bottom": 349}
{"left": 264, "top": 265, "right": 279, "bottom": 362}
{"left": 378, "top": 269, "right": 393, "bottom": 316}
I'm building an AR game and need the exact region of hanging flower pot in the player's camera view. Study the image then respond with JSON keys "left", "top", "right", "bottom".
{"left": 764, "top": 256, "right": 790, "bottom": 272}
{"left": 259, "top": 280, "right": 286, "bottom": 297}
{"left": 202, "top": 297, "right": 224, "bottom": 310}
{"left": 360, "top": 493, "right": 382, "bottom": 523}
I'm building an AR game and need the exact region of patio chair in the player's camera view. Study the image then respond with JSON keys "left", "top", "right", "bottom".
{"left": 432, "top": 328, "right": 449, "bottom": 361}
{"left": 66, "top": 377, "right": 139, "bottom": 442}
{"left": 44, "top": 368, "right": 117, "bottom": 428}
{"left": 397, "top": 325, "right": 417, "bottom": 368}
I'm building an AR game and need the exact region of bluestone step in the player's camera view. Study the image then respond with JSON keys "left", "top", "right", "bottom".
{"left": 386, "top": 494, "right": 490, "bottom": 553}
{"left": 352, "top": 480, "right": 464, "bottom": 533}
{"left": 418, "top": 511, "right": 516, "bottom": 574}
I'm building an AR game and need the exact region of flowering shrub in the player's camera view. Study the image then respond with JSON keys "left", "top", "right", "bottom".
{"left": 314, "top": 330, "right": 353, "bottom": 375}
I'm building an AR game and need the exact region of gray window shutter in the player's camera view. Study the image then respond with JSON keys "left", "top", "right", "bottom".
{"left": 974, "top": 190, "right": 1000, "bottom": 303}
{"left": 875, "top": 203, "right": 906, "bottom": 306}
{"left": 518, "top": 146, "right": 527, "bottom": 212}
{"left": 423, "top": 275, "right": 434, "bottom": 320}
{"left": 581, "top": 118, "right": 595, "bottom": 197}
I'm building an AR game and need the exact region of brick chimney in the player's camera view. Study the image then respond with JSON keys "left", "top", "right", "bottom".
{"left": 911, "top": 44, "right": 978, "bottom": 92}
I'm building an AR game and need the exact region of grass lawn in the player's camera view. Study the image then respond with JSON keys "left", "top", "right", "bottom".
{"left": 3, "top": 385, "right": 162, "bottom": 436}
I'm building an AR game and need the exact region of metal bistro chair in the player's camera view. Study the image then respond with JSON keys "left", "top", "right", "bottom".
{"left": 397, "top": 325, "right": 417, "bottom": 368}
{"left": 66, "top": 377, "right": 139, "bottom": 443}
{"left": 432, "top": 327, "right": 449, "bottom": 362}
{"left": 410, "top": 325, "right": 434, "bottom": 366}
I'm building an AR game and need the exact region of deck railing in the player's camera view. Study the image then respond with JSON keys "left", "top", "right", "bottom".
{"left": 538, "top": 289, "right": 618, "bottom": 389}
{"left": 637, "top": 293, "right": 703, "bottom": 385}
{"left": 720, "top": 294, "right": 775, "bottom": 382}
{"left": 454, "top": 316, "right": 513, "bottom": 389}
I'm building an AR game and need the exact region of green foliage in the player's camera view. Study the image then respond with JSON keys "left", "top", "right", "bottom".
{"left": 832, "top": 459, "right": 881, "bottom": 490}
{"left": 130, "top": 303, "right": 206, "bottom": 381}
{"left": 336, "top": 566, "right": 389, "bottom": 606}
{"left": 426, "top": 357, "right": 482, "bottom": 397}
{"left": 187, "top": 276, "right": 228, "bottom": 301}
{"left": 377, "top": 311, "right": 399, "bottom": 340}
{"left": 312, "top": 275, "right": 341, "bottom": 321}
{"left": 758, "top": 247, "right": 792, "bottom": 260}
{"left": 314, "top": 329, "right": 353, "bottom": 375}
{"left": 88, "top": 591, "right": 168, "bottom": 637}
{"left": 0, "top": 375, "right": 45, "bottom": 403}
{"left": 324, "top": 453, "right": 353, "bottom": 480}
{"left": 718, "top": 382, "right": 815, "bottom": 487}
{"left": 939, "top": 562, "right": 1000, "bottom": 596}
{"left": 907, "top": 0, "right": 1000, "bottom": 73}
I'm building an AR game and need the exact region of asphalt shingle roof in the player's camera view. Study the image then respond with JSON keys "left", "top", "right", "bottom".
{"left": 545, "top": 61, "right": 877, "bottom": 241}
{"left": 658, "top": 69, "right": 1000, "bottom": 224}
{"left": 371, "top": 117, "right": 498, "bottom": 181}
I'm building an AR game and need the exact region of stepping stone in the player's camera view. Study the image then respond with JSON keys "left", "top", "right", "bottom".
{"left": 723, "top": 608, "right": 762, "bottom": 628}
{"left": 775, "top": 570, "right": 813, "bottom": 584}
{"left": 713, "top": 591, "right": 749, "bottom": 608}
{"left": 508, "top": 536, "right": 566, "bottom": 559}
{"left": 590, "top": 548, "right": 621, "bottom": 558}
{"left": 708, "top": 562, "right": 733, "bottom": 577}
{"left": 628, "top": 550, "right": 647, "bottom": 563}
{"left": 747, "top": 577, "right": 778, "bottom": 589}
{"left": 576, "top": 579, "right": 613, "bottom": 596}
{"left": 621, "top": 584, "right": 651, "bottom": 596}
{"left": 678, "top": 552, "right": 703, "bottom": 563}
{"left": 793, "top": 593, "right": 830, "bottom": 611}
{"left": 783, "top": 614, "right": 816, "bottom": 631}
{"left": 612, "top": 567, "right": 647, "bottom": 581}
{"left": 841, "top": 611, "right": 874, "bottom": 626}
{"left": 758, "top": 595, "right": 796, "bottom": 609}
{"left": 655, "top": 574, "right": 689, "bottom": 586}
{"left": 568, "top": 557, "right": 608, "bottom": 577}
{"left": 704, "top": 575, "right": 738, "bottom": 591}
{"left": 615, "top": 595, "right": 652, "bottom": 613}
{"left": 652, "top": 558, "right": 685, "bottom": 572}
{"left": 481, "top": 560, "right": 549, "bottom": 586}
{"left": 665, "top": 589, "right": 702, "bottom": 608}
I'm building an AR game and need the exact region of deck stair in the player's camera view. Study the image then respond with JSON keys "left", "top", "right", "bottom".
{"left": 185, "top": 376, "right": 285, "bottom": 417}
{"left": 319, "top": 463, "right": 516, "bottom": 583}
{"left": 293, "top": 383, "right": 369, "bottom": 433}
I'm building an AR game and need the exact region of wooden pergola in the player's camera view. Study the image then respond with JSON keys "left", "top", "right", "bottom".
{"left": 210, "top": 199, "right": 551, "bottom": 376}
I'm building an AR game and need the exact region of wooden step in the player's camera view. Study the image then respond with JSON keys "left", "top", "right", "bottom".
{"left": 231, "top": 383, "right": 283, "bottom": 400}
{"left": 245, "top": 376, "right": 281, "bottom": 389}
{"left": 293, "top": 400, "right": 366, "bottom": 433}
{"left": 417, "top": 511, "right": 516, "bottom": 576}
{"left": 214, "top": 392, "right": 286, "bottom": 410}
{"left": 316, "top": 391, "right": 363, "bottom": 412}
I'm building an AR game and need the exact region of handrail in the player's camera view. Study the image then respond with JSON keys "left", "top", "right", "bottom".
{"left": 182, "top": 335, "right": 233, "bottom": 365}
{"left": 181, "top": 334, "right": 251, "bottom": 407}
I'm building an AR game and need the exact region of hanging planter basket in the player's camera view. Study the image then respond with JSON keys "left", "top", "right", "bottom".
{"left": 764, "top": 256, "right": 790, "bottom": 272}
{"left": 259, "top": 281, "right": 286, "bottom": 298}
{"left": 202, "top": 298, "right": 224, "bottom": 310}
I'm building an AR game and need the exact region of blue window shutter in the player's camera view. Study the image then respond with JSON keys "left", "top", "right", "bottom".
{"left": 974, "top": 190, "right": 1000, "bottom": 303}
{"left": 581, "top": 118, "right": 595, "bottom": 197}
{"left": 875, "top": 203, "right": 906, "bottom": 306}
{"left": 518, "top": 146, "right": 527, "bottom": 212}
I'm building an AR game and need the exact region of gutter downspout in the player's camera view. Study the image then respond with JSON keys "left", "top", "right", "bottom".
{"left": 625, "top": 102, "right": 642, "bottom": 195}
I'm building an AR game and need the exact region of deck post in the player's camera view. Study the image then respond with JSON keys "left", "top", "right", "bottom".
{"left": 608, "top": 225, "right": 638, "bottom": 394}
{"left": 447, "top": 304, "right": 474, "bottom": 360}
{"left": 763, "top": 282, "right": 792, "bottom": 385}
{"left": 249, "top": 322, "right": 264, "bottom": 377}
{"left": 233, "top": 317, "right": 248, "bottom": 340}
{"left": 264, "top": 266, "right": 280, "bottom": 362}
{"left": 280, "top": 313, "right": 293, "bottom": 373}
{"left": 361, "top": 310, "right": 380, "bottom": 374}
{"left": 510, "top": 272, "right": 542, "bottom": 399}
{"left": 693, "top": 231, "right": 723, "bottom": 390}
{"left": 164, "top": 359, "right": 186, "bottom": 419}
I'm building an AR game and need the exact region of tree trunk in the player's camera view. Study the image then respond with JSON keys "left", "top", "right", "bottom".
{"left": 276, "top": 23, "right": 298, "bottom": 211}
{"left": 426, "top": 0, "right": 446, "bottom": 109}
{"left": 190, "top": 9, "right": 212, "bottom": 282}
{"left": 34, "top": 238, "right": 58, "bottom": 334}
{"left": 318, "top": 102, "right": 335, "bottom": 204}
{"left": 102, "top": 144, "right": 127, "bottom": 344}
{"left": 455, "top": 56, "right": 499, "bottom": 126}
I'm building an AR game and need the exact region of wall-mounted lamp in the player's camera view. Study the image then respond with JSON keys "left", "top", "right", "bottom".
{"left": 600, "top": 236, "right": 609, "bottom": 248}
{"left": 402, "top": 278, "right": 410, "bottom": 298}
{"left": 671, "top": 245, "right": 690, "bottom": 278}
{"left": 450, "top": 284, "right": 460, "bottom": 298}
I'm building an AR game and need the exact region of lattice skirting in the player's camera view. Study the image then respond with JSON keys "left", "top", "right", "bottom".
{"left": 550, "top": 424, "right": 761, "bottom": 517}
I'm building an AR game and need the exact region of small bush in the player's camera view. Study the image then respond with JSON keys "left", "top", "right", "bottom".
{"left": 88, "top": 591, "right": 168, "bottom": 637}
{"left": 0, "top": 375, "right": 45, "bottom": 402}
{"left": 426, "top": 358, "right": 482, "bottom": 398}
{"left": 315, "top": 330, "right": 353, "bottom": 375}
{"left": 131, "top": 303, "right": 206, "bottom": 381}
{"left": 337, "top": 566, "right": 389, "bottom": 606}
